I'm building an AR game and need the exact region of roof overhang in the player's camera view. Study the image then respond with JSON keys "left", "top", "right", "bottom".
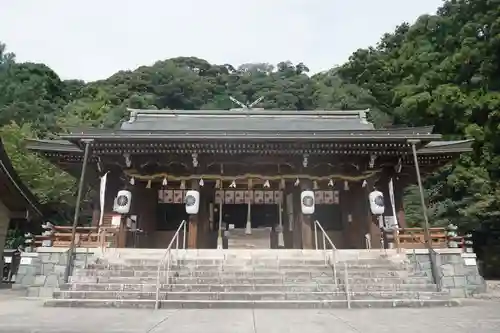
{"left": 59, "top": 126, "right": 440, "bottom": 142}
{"left": 419, "top": 140, "right": 474, "bottom": 154}
{"left": 0, "top": 139, "right": 43, "bottom": 218}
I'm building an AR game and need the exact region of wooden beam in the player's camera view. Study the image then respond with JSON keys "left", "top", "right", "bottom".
{"left": 187, "top": 179, "right": 200, "bottom": 249}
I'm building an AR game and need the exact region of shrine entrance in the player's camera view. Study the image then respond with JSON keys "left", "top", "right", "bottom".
{"left": 215, "top": 189, "right": 282, "bottom": 249}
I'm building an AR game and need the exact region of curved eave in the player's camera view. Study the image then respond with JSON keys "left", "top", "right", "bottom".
{"left": 26, "top": 139, "right": 83, "bottom": 153}
{"left": 26, "top": 140, "right": 99, "bottom": 179}
{"left": 419, "top": 140, "right": 474, "bottom": 154}
{"left": 0, "top": 139, "right": 43, "bottom": 218}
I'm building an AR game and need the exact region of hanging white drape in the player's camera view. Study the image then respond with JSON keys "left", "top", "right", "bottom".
{"left": 98, "top": 172, "right": 109, "bottom": 226}
{"left": 388, "top": 178, "right": 399, "bottom": 228}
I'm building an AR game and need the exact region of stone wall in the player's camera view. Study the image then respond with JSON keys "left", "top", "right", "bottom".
{"left": 13, "top": 247, "right": 97, "bottom": 298}
{"left": 407, "top": 248, "right": 486, "bottom": 298}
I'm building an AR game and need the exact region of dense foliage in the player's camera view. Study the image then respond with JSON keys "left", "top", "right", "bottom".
{"left": 0, "top": 0, "right": 499, "bottom": 237}
{"left": 339, "top": 0, "right": 500, "bottom": 231}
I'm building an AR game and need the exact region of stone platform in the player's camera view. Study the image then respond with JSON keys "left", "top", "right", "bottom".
{"left": 42, "top": 249, "right": 460, "bottom": 309}
{"left": 12, "top": 248, "right": 486, "bottom": 308}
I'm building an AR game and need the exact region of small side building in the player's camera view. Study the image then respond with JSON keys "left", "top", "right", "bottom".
{"left": 0, "top": 138, "right": 43, "bottom": 272}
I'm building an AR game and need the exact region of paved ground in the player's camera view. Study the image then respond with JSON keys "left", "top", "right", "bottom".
{"left": 0, "top": 292, "right": 499, "bottom": 332}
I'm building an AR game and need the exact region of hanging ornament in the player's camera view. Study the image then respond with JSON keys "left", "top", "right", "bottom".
{"left": 180, "top": 180, "right": 186, "bottom": 190}
{"left": 294, "top": 178, "right": 300, "bottom": 186}
{"left": 215, "top": 179, "right": 221, "bottom": 189}
{"left": 362, "top": 180, "right": 367, "bottom": 188}
{"left": 162, "top": 177, "right": 168, "bottom": 186}
{"left": 146, "top": 179, "right": 152, "bottom": 189}
{"left": 313, "top": 180, "right": 319, "bottom": 190}
{"left": 129, "top": 177, "right": 135, "bottom": 185}
{"left": 344, "top": 180, "right": 349, "bottom": 191}
{"left": 199, "top": 178, "right": 204, "bottom": 187}
{"left": 263, "top": 180, "right": 270, "bottom": 188}
{"left": 229, "top": 180, "right": 236, "bottom": 188}
{"left": 396, "top": 158, "right": 402, "bottom": 173}
{"left": 369, "top": 155, "right": 376, "bottom": 169}
{"left": 328, "top": 179, "right": 335, "bottom": 187}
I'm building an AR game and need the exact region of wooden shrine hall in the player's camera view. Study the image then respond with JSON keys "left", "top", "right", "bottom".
{"left": 27, "top": 108, "right": 472, "bottom": 250}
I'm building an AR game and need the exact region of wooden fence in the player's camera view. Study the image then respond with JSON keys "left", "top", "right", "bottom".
{"left": 34, "top": 226, "right": 119, "bottom": 248}
{"left": 389, "top": 227, "right": 465, "bottom": 249}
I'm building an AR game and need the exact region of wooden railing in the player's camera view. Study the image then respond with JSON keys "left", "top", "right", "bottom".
{"left": 34, "top": 226, "right": 119, "bottom": 248}
{"left": 388, "top": 227, "right": 465, "bottom": 250}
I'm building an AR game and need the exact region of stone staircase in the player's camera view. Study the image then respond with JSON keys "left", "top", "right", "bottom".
{"left": 44, "top": 249, "right": 460, "bottom": 309}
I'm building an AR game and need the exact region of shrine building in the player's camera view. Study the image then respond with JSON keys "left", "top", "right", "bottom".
{"left": 27, "top": 108, "right": 472, "bottom": 250}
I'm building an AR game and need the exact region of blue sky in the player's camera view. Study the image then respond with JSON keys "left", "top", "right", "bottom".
{"left": 0, "top": 0, "right": 443, "bottom": 81}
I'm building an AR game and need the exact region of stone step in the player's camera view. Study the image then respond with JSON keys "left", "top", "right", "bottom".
{"left": 44, "top": 298, "right": 461, "bottom": 309}
{"left": 69, "top": 275, "right": 338, "bottom": 284}
{"left": 62, "top": 282, "right": 439, "bottom": 293}
{"left": 62, "top": 283, "right": 341, "bottom": 292}
{"left": 118, "top": 258, "right": 331, "bottom": 266}
{"left": 342, "top": 277, "right": 432, "bottom": 285}
{"left": 53, "top": 290, "right": 451, "bottom": 301}
{"left": 86, "top": 263, "right": 411, "bottom": 273}
{"left": 88, "top": 263, "right": 334, "bottom": 271}
{"left": 73, "top": 268, "right": 415, "bottom": 279}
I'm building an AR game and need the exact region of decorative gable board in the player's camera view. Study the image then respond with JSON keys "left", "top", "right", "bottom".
{"left": 173, "top": 190, "right": 184, "bottom": 203}
{"left": 215, "top": 190, "right": 223, "bottom": 204}
{"left": 315, "top": 191, "right": 325, "bottom": 204}
{"left": 274, "top": 191, "right": 283, "bottom": 204}
{"left": 244, "top": 190, "right": 254, "bottom": 204}
{"left": 224, "top": 191, "right": 235, "bottom": 204}
{"left": 235, "top": 191, "right": 245, "bottom": 204}
{"left": 264, "top": 190, "right": 274, "bottom": 204}
{"left": 254, "top": 191, "right": 264, "bottom": 204}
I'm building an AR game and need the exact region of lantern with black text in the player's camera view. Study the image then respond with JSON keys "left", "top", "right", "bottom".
{"left": 300, "top": 190, "right": 315, "bottom": 215}
{"left": 113, "top": 190, "right": 132, "bottom": 214}
{"left": 185, "top": 190, "right": 200, "bottom": 215}
{"left": 368, "top": 190, "right": 385, "bottom": 215}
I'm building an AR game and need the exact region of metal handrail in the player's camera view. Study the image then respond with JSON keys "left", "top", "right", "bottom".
{"left": 313, "top": 220, "right": 337, "bottom": 287}
{"left": 154, "top": 220, "right": 187, "bottom": 310}
{"left": 343, "top": 262, "right": 351, "bottom": 309}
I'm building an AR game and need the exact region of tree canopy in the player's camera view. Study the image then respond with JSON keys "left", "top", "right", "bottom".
{"left": 0, "top": 0, "right": 499, "bottom": 233}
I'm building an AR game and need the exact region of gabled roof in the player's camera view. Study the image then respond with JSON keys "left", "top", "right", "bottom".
{"left": 0, "top": 138, "right": 43, "bottom": 218}
{"left": 121, "top": 108, "right": 376, "bottom": 132}
{"left": 55, "top": 108, "right": 442, "bottom": 141}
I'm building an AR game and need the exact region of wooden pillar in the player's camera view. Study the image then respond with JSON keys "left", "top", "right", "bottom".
{"left": 339, "top": 181, "right": 353, "bottom": 249}
{"left": 187, "top": 179, "right": 200, "bottom": 249}
{"left": 394, "top": 178, "right": 407, "bottom": 228}
{"left": 300, "top": 179, "right": 314, "bottom": 249}
{"left": 283, "top": 183, "right": 295, "bottom": 249}
{"left": 292, "top": 186, "right": 302, "bottom": 249}
{"left": 197, "top": 186, "right": 210, "bottom": 248}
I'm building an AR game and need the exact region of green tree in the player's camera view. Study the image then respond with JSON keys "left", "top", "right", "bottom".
{"left": 0, "top": 122, "right": 76, "bottom": 205}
